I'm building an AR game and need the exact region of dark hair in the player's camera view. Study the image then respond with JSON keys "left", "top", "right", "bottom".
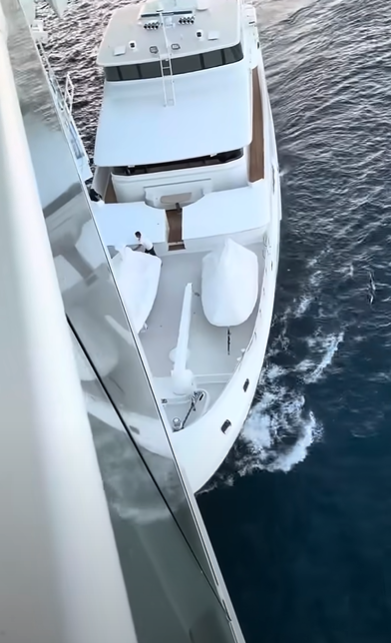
{"left": 135, "top": 231, "right": 141, "bottom": 238}
{"left": 89, "top": 187, "right": 102, "bottom": 202}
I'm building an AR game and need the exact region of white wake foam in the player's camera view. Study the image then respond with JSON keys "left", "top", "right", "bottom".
{"left": 200, "top": 251, "right": 345, "bottom": 491}
{"left": 230, "top": 248, "right": 345, "bottom": 478}
{"left": 235, "top": 324, "right": 344, "bottom": 481}
{"left": 300, "top": 331, "right": 344, "bottom": 384}
{"left": 238, "top": 362, "right": 323, "bottom": 476}
{"left": 295, "top": 294, "right": 312, "bottom": 317}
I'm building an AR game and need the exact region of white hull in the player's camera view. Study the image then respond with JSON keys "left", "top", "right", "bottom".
{"left": 173, "top": 183, "right": 280, "bottom": 491}
{"left": 173, "top": 256, "right": 280, "bottom": 489}
{"left": 88, "top": 60, "right": 281, "bottom": 492}
{"left": 83, "top": 1, "right": 282, "bottom": 492}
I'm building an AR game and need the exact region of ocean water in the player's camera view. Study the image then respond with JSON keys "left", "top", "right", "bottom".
{"left": 43, "top": 0, "right": 391, "bottom": 640}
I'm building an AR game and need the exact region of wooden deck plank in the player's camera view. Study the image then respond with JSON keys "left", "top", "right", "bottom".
{"left": 166, "top": 207, "right": 183, "bottom": 245}
{"left": 249, "top": 68, "right": 264, "bottom": 183}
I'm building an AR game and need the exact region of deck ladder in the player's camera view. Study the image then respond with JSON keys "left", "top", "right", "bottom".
{"left": 64, "top": 73, "right": 74, "bottom": 113}
{"left": 159, "top": 13, "right": 176, "bottom": 107}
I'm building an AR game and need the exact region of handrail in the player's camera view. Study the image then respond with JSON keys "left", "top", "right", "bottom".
{"left": 64, "top": 72, "right": 74, "bottom": 112}
{"left": 159, "top": 11, "right": 176, "bottom": 106}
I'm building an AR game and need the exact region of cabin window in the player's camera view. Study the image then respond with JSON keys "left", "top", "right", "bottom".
{"left": 113, "top": 149, "right": 243, "bottom": 176}
{"left": 120, "top": 65, "right": 140, "bottom": 81}
{"left": 202, "top": 49, "right": 224, "bottom": 68}
{"left": 172, "top": 53, "right": 202, "bottom": 74}
{"left": 105, "top": 66, "right": 121, "bottom": 81}
{"left": 223, "top": 43, "right": 243, "bottom": 64}
{"left": 139, "top": 61, "right": 161, "bottom": 79}
{"left": 104, "top": 43, "right": 244, "bottom": 81}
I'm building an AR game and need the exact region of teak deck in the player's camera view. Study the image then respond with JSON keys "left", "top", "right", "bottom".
{"left": 166, "top": 207, "right": 185, "bottom": 250}
{"left": 249, "top": 68, "right": 265, "bottom": 183}
{"left": 105, "top": 176, "right": 117, "bottom": 203}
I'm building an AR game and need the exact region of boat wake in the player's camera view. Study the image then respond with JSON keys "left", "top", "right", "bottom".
{"left": 299, "top": 331, "right": 344, "bottom": 384}
{"left": 199, "top": 254, "right": 345, "bottom": 494}
{"left": 241, "top": 365, "right": 322, "bottom": 474}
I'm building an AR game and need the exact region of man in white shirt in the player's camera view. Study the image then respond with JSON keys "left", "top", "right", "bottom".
{"left": 135, "top": 231, "right": 156, "bottom": 256}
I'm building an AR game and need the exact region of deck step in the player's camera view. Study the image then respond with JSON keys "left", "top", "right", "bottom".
{"left": 166, "top": 206, "right": 184, "bottom": 246}
{"left": 169, "top": 241, "right": 185, "bottom": 251}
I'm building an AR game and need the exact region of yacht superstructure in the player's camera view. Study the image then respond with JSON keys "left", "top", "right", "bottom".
{"left": 89, "top": 0, "right": 281, "bottom": 491}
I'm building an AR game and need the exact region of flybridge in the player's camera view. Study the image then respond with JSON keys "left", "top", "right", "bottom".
{"left": 97, "top": 0, "right": 240, "bottom": 69}
{"left": 142, "top": 13, "right": 196, "bottom": 29}
{"left": 140, "top": 0, "right": 208, "bottom": 18}
{"left": 142, "top": 10, "right": 196, "bottom": 17}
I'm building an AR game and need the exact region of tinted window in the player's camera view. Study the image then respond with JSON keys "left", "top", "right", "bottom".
{"left": 104, "top": 44, "right": 244, "bottom": 81}
{"left": 172, "top": 54, "right": 202, "bottom": 74}
{"left": 223, "top": 43, "right": 243, "bottom": 64}
{"left": 203, "top": 49, "right": 224, "bottom": 69}
{"left": 113, "top": 149, "right": 243, "bottom": 176}
{"left": 140, "top": 61, "right": 161, "bottom": 79}
{"left": 105, "top": 66, "right": 120, "bottom": 81}
{"left": 120, "top": 65, "right": 140, "bottom": 81}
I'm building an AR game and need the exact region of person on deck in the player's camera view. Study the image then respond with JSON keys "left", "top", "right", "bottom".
{"left": 135, "top": 231, "right": 156, "bottom": 256}
{"left": 88, "top": 187, "right": 102, "bottom": 202}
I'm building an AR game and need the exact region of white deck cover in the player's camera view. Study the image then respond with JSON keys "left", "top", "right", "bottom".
{"left": 183, "top": 183, "right": 269, "bottom": 239}
{"left": 91, "top": 202, "right": 167, "bottom": 246}
{"left": 94, "top": 62, "right": 251, "bottom": 166}
{"left": 111, "top": 247, "right": 162, "bottom": 333}
{"left": 201, "top": 239, "right": 259, "bottom": 326}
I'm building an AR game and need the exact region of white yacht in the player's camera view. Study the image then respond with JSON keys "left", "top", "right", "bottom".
{"left": 89, "top": 0, "right": 281, "bottom": 492}
{"left": 0, "top": 0, "right": 247, "bottom": 637}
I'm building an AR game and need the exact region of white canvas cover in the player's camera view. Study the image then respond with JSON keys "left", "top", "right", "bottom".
{"left": 201, "top": 239, "right": 259, "bottom": 327}
{"left": 111, "top": 246, "right": 162, "bottom": 333}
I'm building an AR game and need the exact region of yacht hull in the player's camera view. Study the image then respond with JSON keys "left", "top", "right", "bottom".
{"left": 88, "top": 54, "right": 282, "bottom": 491}
{"left": 172, "top": 168, "right": 281, "bottom": 492}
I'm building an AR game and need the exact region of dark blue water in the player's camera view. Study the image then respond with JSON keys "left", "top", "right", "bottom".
{"left": 45, "top": 0, "right": 391, "bottom": 640}
{"left": 199, "top": 1, "right": 391, "bottom": 641}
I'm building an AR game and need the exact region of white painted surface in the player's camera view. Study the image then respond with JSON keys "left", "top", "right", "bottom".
{"left": 173, "top": 178, "right": 281, "bottom": 492}
{"left": 111, "top": 246, "right": 162, "bottom": 333}
{"left": 89, "top": 0, "right": 281, "bottom": 490}
{"left": 138, "top": 249, "right": 260, "bottom": 377}
{"left": 98, "top": 0, "right": 241, "bottom": 66}
{"left": 183, "top": 227, "right": 265, "bottom": 253}
{"left": 171, "top": 282, "right": 193, "bottom": 394}
{"left": 0, "top": 20, "right": 137, "bottom": 642}
{"left": 183, "top": 182, "right": 269, "bottom": 239}
{"left": 111, "top": 156, "right": 247, "bottom": 204}
{"left": 92, "top": 201, "right": 167, "bottom": 246}
{"left": 94, "top": 61, "right": 251, "bottom": 166}
{"left": 201, "top": 239, "right": 259, "bottom": 326}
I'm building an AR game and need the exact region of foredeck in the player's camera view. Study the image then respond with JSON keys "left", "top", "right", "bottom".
{"left": 249, "top": 68, "right": 264, "bottom": 183}
{"left": 139, "top": 249, "right": 263, "bottom": 378}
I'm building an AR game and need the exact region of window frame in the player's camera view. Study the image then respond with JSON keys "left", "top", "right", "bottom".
{"left": 112, "top": 149, "right": 244, "bottom": 177}
{"left": 104, "top": 42, "right": 244, "bottom": 82}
